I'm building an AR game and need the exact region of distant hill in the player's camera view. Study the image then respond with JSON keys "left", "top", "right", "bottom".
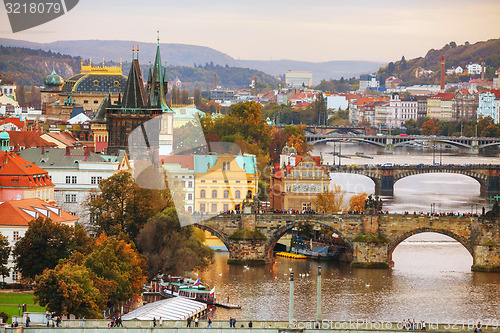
{"left": 376, "top": 38, "right": 500, "bottom": 86}
{"left": 0, "top": 38, "right": 384, "bottom": 84}
{"left": 0, "top": 46, "right": 80, "bottom": 86}
{"left": 0, "top": 45, "right": 279, "bottom": 89}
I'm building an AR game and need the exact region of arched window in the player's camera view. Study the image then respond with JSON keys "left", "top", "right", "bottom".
{"left": 188, "top": 206, "right": 193, "bottom": 213}
{"left": 235, "top": 190, "right": 241, "bottom": 199}
{"left": 227, "top": 162, "right": 230, "bottom": 171}
{"left": 200, "top": 189, "right": 206, "bottom": 198}
{"left": 223, "top": 162, "right": 226, "bottom": 170}
{"left": 247, "top": 190, "right": 252, "bottom": 198}
{"left": 223, "top": 190, "right": 229, "bottom": 199}
{"left": 212, "top": 189, "right": 217, "bottom": 198}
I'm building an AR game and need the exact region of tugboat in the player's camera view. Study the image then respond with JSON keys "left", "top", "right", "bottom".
{"left": 159, "top": 276, "right": 216, "bottom": 305}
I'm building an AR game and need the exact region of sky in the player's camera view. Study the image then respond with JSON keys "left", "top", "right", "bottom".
{"left": 1, "top": 0, "right": 500, "bottom": 63}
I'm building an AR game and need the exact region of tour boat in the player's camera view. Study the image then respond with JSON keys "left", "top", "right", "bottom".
{"left": 159, "top": 276, "right": 216, "bottom": 304}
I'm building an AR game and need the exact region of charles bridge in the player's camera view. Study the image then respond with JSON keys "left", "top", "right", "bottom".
{"left": 328, "top": 164, "right": 500, "bottom": 196}
{"left": 195, "top": 212, "right": 500, "bottom": 272}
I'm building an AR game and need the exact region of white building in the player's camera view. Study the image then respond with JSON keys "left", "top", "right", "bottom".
{"left": 20, "top": 148, "right": 131, "bottom": 232}
{"left": 446, "top": 66, "right": 463, "bottom": 75}
{"left": 359, "top": 74, "right": 379, "bottom": 92}
{"left": 388, "top": 93, "right": 419, "bottom": 127}
{"left": 326, "top": 94, "right": 349, "bottom": 110}
{"left": 285, "top": 71, "right": 313, "bottom": 88}
{"left": 162, "top": 155, "right": 195, "bottom": 215}
{"left": 0, "top": 105, "right": 43, "bottom": 121}
{"left": 467, "top": 63, "right": 482, "bottom": 75}
{"left": 0, "top": 84, "right": 16, "bottom": 99}
{"left": 478, "top": 91, "right": 500, "bottom": 123}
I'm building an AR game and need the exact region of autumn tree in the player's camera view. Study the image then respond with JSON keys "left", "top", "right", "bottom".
{"left": 348, "top": 192, "right": 368, "bottom": 213}
{"left": 315, "top": 185, "right": 346, "bottom": 213}
{"left": 136, "top": 207, "right": 214, "bottom": 280}
{"left": 0, "top": 233, "right": 10, "bottom": 284}
{"left": 13, "top": 217, "right": 75, "bottom": 281}
{"left": 35, "top": 261, "right": 104, "bottom": 318}
{"left": 421, "top": 119, "right": 437, "bottom": 135}
{"left": 84, "top": 234, "right": 146, "bottom": 307}
{"left": 86, "top": 171, "right": 166, "bottom": 239}
{"left": 481, "top": 124, "right": 500, "bottom": 138}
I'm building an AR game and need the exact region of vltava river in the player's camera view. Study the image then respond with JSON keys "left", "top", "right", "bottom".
{"left": 195, "top": 143, "right": 500, "bottom": 324}
{"left": 196, "top": 235, "right": 500, "bottom": 324}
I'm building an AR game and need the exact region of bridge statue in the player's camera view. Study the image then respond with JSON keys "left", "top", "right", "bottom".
{"left": 196, "top": 210, "right": 500, "bottom": 272}
{"left": 364, "top": 194, "right": 383, "bottom": 214}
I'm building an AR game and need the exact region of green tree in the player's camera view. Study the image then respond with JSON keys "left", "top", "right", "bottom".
{"left": 481, "top": 124, "right": 500, "bottom": 138}
{"left": 13, "top": 217, "right": 74, "bottom": 281}
{"left": 313, "top": 93, "right": 327, "bottom": 125}
{"left": 0, "top": 233, "right": 10, "bottom": 284}
{"left": 35, "top": 261, "right": 104, "bottom": 318}
{"left": 84, "top": 234, "right": 146, "bottom": 307}
{"left": 86, "top": 171, "right": 166, "bottom": 239}
{"left": 181, "top": 89, "right": 189, "bottom": 104}
{"left": 194, "top": 88, "right": 202, "bottom": 107}
{"left": 136, "top": 207, "right": 214, "bottom": 280}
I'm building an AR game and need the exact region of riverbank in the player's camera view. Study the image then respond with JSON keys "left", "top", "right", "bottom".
{"left": 7, "top": 319, "right": 498, "bottom": 333}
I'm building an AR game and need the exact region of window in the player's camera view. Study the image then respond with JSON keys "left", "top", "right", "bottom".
{"left": 84, "top": 100, "right": 89, "bottom": 104}
{"left": 212, "top": 190, "right": 217, "bottom": 198}
{"left": 201, "top": 180, "right": 205, "bottom": 183}
{"left": 212, "top": 180, "right": 217, "bottom": 183}
{"left": 94, "top": 100, "right": 99, "bottom": 104}
{"left": 65, "top": 194, "right": 77, "bottom": 203}
{"left": 188, "top": 193, "right": 193, "bottom": 201}
{"left": 72, "top": 176, "right": 77, "bottom": 184}
{"left": 91, "top": 176, "right": 102, "bottom": 185}
{"left": 223, "top": 190, "right": 229, "bottom": 199}
{"left": 211, "top": 204, "right": 217, "bottom": 213}
{"left": 12, "top": 270, "right": 18, "bottom": 281}
{"left": 188, "top": 181, "right": 193, "bottom": 188}
{"left": 188, "top": 206, "right": 192, "bottom": 213}
{"left": 227, "top": 162, "right": 230, "bottom": 171}
{"left": 200, "top": 190, "right": 206, "bottom": 198}
{"left": 13, "top": 231, "right": 19, "bottom": 241}
{"left": 200, "top": 204, "right": 205, "bottom": 213}
{"left": 235, "top": 190, "right": 241, "bottom": 199}
{"left": 223, "top": 162, "right": 226, "bottom": 170}
{"left": 65, "top": 176, "right": 71, "bottom": 184}
{"left": 223, "top": 204, "right": 229, "bottom": 212}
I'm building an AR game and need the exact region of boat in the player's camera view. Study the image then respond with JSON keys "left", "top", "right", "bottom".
{"left": 291, "top": 235, "right": 347, "bottom": 260}
{"left": 159, "top": 276, "right": 215, "bottom": 304}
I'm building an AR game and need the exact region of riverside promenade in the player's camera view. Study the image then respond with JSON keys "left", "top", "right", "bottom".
{"left": 4, "top": 320, "right": 499, "bottom": 333}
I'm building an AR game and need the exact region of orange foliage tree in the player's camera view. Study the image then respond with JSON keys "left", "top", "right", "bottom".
{"left": 348, "top": 192, "right": 368, "bottom": 212}
{"left": 315, "top": 185, "right": 346, "bottom": 213}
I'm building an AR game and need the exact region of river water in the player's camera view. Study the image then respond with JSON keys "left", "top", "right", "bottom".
{"left": 195, "top": 144, "right": 499, "bottom": 324}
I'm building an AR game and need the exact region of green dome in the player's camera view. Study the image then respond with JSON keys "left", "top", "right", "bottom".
{"left": 45, "top": 68, "right": 64, "bottom": 88}
{"left": 0, "top": 130, "right": 10, "bottom": 140}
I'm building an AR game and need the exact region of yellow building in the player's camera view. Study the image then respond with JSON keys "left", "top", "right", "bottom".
{"left": 426, "top": 93, "right": 454, "bottom": 121}
{"left": 194, "top": 154, "right": 258, "bottom": 214}
{"left": 270, "top": 156, "right": 330, "bottom": 211}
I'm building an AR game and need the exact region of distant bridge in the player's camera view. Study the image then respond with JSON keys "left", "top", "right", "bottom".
{"left": 329, "top": 164, "right": 500, "bottom": 196}
{"left": 275, "top": 125, "right": 366, "bottom": 135}
{"left": 305, "top": 134, "right": 500, "bottom": 154}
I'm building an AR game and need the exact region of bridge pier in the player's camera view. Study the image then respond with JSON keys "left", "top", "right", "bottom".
{"left": 380, "top": 169, "right": 394, "bottom": 196}
{"left": 486, "top": 169, "right": 500, "bottom": 195}
{"left": 384, "top": 138, "right": 393, "bottom": 154}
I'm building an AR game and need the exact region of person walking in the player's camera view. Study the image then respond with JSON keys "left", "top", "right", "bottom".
{"left": 195, "top": 317, "right": 199, "bottom": 327}
{"left": 153, "top": 317, "right": 156, "bottom": 328}
{"left": 248, "top": 321, "right": 253, "bottom": 328}
{"left": 207, "top": 317, "right": 212, "bottom": 328}
{"left": 26, "top": 315, "right": 30, "bottom": 327}
{"left": 187, "top": 317, "right": 192, "bottom": 327}
{"left": 82, "top": 316, "right": 85, "bottom": 328}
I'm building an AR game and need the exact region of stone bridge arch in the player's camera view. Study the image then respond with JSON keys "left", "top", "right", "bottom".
{"left": 386, "top": 227, "right": 473, "bottom": 265}
{"left": 264, "top": 219, "right": 353, "bottom": 260}
{"left": 392, "top": 169, "right": 487, "bottom": 190}
{"left": 194, "top": 223, "right": 231, "bottom": 251}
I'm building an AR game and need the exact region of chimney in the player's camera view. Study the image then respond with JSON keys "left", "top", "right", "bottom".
{"left": 440, "top": 56, "right": 446, "bottom": 92}
{"left": 481, "top": 61, "right": 485, "bottom": 81}
{"left": 65, "top": 146, "right": 71, "bottom": 155}
{"left": 84, "top": 145, "right": 90, "bottom": 155}
{"left": 41, "top": 146, "right": 45, "bottom": 154}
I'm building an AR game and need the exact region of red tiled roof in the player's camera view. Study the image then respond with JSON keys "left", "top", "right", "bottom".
{"left": 0, "top": 151, "right": 53, "bottom": 188}
{"left": 42, "top": 131, "right": 79, "bottom": 147}
{"left": 161, "top": 155, "right": 194, "bottom": 170}
{"left": 8, "top": 131, "right": 54, "bottom": 149}
{"left": 430, "top": 93, "right": 455, "bottom": 100}
{"left": 491, "top": 89, "right": 500, "bottom": 99}
{"left": 0, "top": 198, "right": 77, "bottom": 226}
{"left": 0, "top": 117, "right": 25, "bottom": 128}
{"left": 293, "top": 102, "right": 310, "bottom": 108}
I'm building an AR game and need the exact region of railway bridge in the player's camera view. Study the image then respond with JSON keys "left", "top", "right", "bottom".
{"left": 195, "top": 212, "right": 500, "bottom": 272}
{"left": 329, "top": 164, "right": 500, "bottom": 196}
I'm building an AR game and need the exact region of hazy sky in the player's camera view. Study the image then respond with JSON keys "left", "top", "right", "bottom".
{"left": 1, "top": 0, "right": 500, "bottom": 63}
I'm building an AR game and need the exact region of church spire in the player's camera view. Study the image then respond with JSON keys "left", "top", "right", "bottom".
{"left": 121, "top": 45, "right": 147, "bottom": 109}
{"left": 149, "top": 32, "right": 169, "bottom": 110}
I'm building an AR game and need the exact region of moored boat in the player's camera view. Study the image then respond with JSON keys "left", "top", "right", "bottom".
{"left": 159, "top": 276, "right": 216, "bottom": 304}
